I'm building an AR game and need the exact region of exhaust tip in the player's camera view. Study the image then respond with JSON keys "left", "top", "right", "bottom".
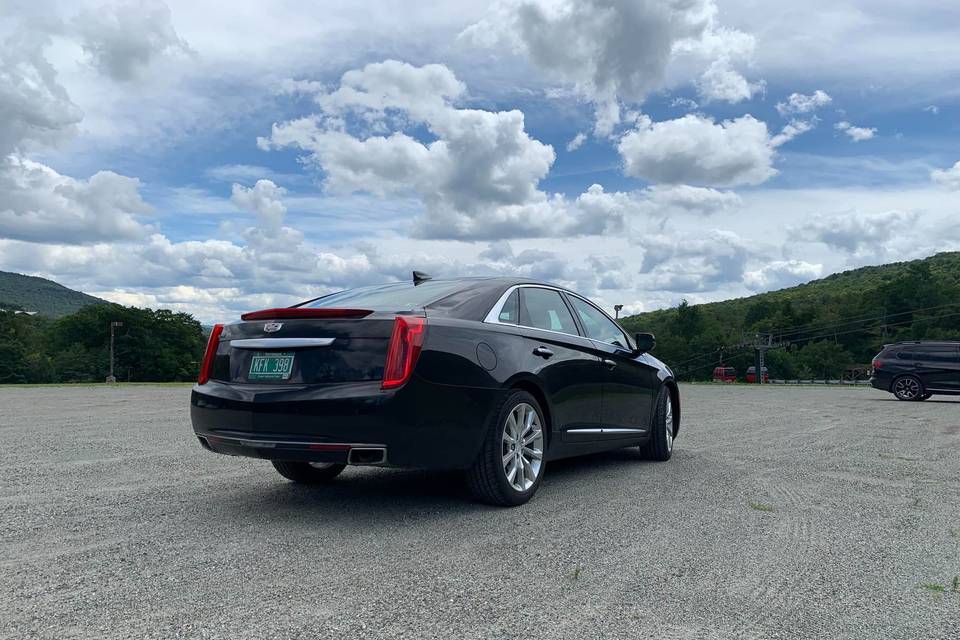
{"left": 348, "top": 447, "right": 387, "bottom": 465}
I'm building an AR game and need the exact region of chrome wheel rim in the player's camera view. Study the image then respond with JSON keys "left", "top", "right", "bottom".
{"left": 501, "top": 402, "right": 544, "bottom": 492}
{"left": 308, "top": 462, "right": 336, "bottom": 470}
{"left": 664, "top": 397, "right": 674, "bottom": 452}
{"left": 894, "top": 377, "right": 920, "bottom": 400}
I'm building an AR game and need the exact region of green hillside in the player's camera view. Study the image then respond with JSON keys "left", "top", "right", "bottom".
{"left": 620, "top": 252, "right": 960, "bottom": 380}
{"left": 0, "top": 270, "right": 109, "bottom": 317}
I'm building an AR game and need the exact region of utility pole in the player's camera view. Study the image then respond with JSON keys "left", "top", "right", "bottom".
{"left": 106, "top": 321, "right": 123, "bottom": 383}
{"left": 749, "top": 332, "right": 774, "bottom": 384}
{"left": 614, "top": 304, "right": 623, "bottom": 319}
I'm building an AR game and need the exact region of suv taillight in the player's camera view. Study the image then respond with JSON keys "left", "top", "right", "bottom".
{"left": 198, "top": 324, "right": 224, "bottom": 385}
{"left": 381, "top": 316, "right": 426, "bottom": 390}
{"left": 872, "top": 359, "right": 882, "bottom": 372}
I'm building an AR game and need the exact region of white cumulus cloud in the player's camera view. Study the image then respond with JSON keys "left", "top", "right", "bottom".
{"left": 775, "top": 90, "right": 831, "bottom": 116}
{"left": 71, "top": 0, "right": 193, "bottom": 82}
{"left": 835, "top": 121, "right": 877, "bottom": 142}
{"left": 461, "top": 0, "right": 760, "bottom": 135}
{"left": 617, "top": 114, "right": 807, "bottom": 187}
{"left": 931, "top": 161, "right": 960, "bottom": 190}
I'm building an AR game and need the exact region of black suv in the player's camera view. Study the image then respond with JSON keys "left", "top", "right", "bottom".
{"left": 870, "top": 341, "right": 960, "bottom": 400}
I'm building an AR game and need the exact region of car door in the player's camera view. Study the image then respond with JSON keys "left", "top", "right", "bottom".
{"left": 911, "top": 345, "right": 960, "bottom": 391}
{"left": 514, "top": 287, "right": 605, "bottom": 446}
{"left": 564, "top": 294, "right": 657, "bottom": 437}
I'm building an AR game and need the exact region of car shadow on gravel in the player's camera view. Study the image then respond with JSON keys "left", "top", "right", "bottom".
{"left": 210, "top": 447, "right": 655, "bottom": 521}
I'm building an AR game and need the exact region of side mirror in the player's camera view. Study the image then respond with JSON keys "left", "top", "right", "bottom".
{"left": 634, "top": 332, "right": 656, "bottom": 354}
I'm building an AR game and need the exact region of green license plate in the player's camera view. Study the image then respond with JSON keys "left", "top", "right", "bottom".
{"left": 248, "top": 352, "right": 295, "bottom": 380}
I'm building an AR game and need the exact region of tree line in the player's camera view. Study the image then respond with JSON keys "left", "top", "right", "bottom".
{"left": 0, "top": 304, "right": 206, "bottom": 384}
{"left": 620, "top": 256, "right": 960, "bottom": 381}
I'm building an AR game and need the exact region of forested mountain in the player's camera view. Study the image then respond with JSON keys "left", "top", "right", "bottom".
{"left": 0, "top": 270, "right": 107, "bottom": 317}
{"left": 620, "top": 252, "right": 960, "bottom": 381}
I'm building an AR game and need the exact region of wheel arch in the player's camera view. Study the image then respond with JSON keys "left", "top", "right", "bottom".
{"left": 504, "top": 374, "right": 553, "bottom": 447}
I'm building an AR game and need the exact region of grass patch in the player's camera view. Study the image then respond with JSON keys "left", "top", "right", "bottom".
{"left": 748, "top": 501, "right": 776, "bottom": 513}
{"left": 948, "top": 528, "right": 959, "bottom": 539}
{"left": 953, "top": 576, "right": 959, "bottom": 593}
{"left": 569, "top": 564, "right": 583, "bottom": 581}
{"left": 920, "top": 583, "right": 946, "bottom": 593}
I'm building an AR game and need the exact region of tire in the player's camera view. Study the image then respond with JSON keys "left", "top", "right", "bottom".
{"left": 892, "top": 375, "right": 924, "bottom": 401}
{"left": 467, "top": 390, "right": 546, "bottom": 507}
{"left": 272, "top": 460, "right": 346, "bottom": 483}
{"left": 640, "top": 386, "right": 674, "bottom": 461}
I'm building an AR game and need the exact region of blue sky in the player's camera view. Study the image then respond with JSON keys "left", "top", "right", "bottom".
{"left": 1, "top": 0, "right": 958, "bottom": 322}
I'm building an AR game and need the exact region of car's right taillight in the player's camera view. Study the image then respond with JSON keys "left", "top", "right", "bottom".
{"left": 381, "top": 316, "right": 426, "bottom": 390}
{"left": 198, "top": 323, "right": 224, "bottom": 385}
{"left": 872, "top": 359, "right": 882, "bottom": 372}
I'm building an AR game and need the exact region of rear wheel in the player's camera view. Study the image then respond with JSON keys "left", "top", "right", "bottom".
{"left": 467, "top": 390, "right": 546, "bottom": 506}
{"left": 641, "top": 387, "right": 674, "bottom": 461}
{"left": 272, "top": 460, "right": 346, "bottom": 483}
{"left": 892, "top": 375, "right": 924, "bottom": 401}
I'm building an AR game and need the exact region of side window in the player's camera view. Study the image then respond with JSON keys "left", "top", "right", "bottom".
{"left": 568, "top": 296, "right": 629, "bottom": 348}
{"left": 497, "top": 289, "right": 519, "bottom": 324}
{"left": 519, "top": 288, "right": 579, "bottom": 335}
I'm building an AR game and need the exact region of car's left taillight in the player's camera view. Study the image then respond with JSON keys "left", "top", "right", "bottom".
{"left": 198, "top": 323, "right": 224, "bottom": 385}
{"left": 381, "top": 316, "right": 426, "bottom": 390}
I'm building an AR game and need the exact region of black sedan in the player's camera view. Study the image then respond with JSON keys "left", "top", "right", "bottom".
{"left": 191, "top": 275, "right": 680, "bottom": 505}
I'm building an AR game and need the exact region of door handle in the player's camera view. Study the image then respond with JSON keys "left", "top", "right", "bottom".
{"left": 532, "top": 346, "right": 554, "bottom": 359}
{"left": 602, "top": 358, "right": 617, "bottom": 369}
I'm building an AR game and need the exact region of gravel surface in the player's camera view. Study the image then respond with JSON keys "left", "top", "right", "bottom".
{"left": 2, "top": 384, "right": 958, "bottom": 639}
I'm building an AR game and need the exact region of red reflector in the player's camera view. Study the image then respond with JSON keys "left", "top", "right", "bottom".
{"left": 240, "top": 308, "right": 373, "bottom": 321}
{"left": 307, "top": 443, "right": 351, "bottom": 451}
{"left": 381, "top": 315, "right": 426, "bottom": 390}
{"left": 198, "top": 323, "right": 224, "bottom": 385}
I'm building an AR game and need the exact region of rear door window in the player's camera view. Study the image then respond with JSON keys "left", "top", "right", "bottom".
{"left": 497, "top": 290, "right": 520, "bottom": 324}
{"left": 519, "top": 288, "right": 579, "bottom": 335}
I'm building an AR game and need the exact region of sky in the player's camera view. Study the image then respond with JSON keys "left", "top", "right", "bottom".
{"left": 0, "top": 0, "right": 958, "bottom": 323}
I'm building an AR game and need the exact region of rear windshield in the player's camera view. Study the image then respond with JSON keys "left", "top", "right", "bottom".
{"left": 300, "top": 281, "right": 468, "bottom": 311}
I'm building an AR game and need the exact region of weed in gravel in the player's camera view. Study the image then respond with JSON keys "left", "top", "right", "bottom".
{"left": 879, "top": 453, "right": 918, "bottom": 461}
{"left": 569, "top": 565, "right": 583, "bottom": 581}
{"left": 749, "top": 501, "right": 775, "bottom": 512}
{"left": 920, "top": 583, "right": 946, "bottom": 592}
{"left": 953, "top": 576, "right": 959, "bottom": 593}
{"left": 949, "top": 528, "right": 959, "bottom": 539}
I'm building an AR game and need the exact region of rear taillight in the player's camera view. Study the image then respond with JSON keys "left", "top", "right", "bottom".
{"left": 381, "top": 316, "right": 426, "bottom": 390}
{"left": 198, "top": 323, "right": 224, "bottom": 385}
{"left": 872, "top": 359, "right": 882, "bottom": 371}
{"left": 240, "top": 308, "right": 372, "bottom": 321}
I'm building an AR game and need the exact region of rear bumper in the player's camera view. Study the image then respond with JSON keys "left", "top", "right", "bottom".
{"left": 190, "top": 377, "right": 505, "bottom": 470}
{"left": 869, "top": 375, "right": 890, "bottom": 391}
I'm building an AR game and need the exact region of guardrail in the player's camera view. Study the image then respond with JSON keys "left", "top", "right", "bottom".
{"left": 767, "top": 379, "right": 871, "bottom": 385}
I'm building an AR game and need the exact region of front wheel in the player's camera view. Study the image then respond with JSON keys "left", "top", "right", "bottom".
{"left": 272, "top": 460, "right": 346, "bottom": 483}
{"left": 641, "top": 387, "right": 674, "bottom": 461}
{"left": 892, "top": 375, "right": 924, "bottom": 401}
{"left": 467, "top": 390, "right": 546, "bottom": 506}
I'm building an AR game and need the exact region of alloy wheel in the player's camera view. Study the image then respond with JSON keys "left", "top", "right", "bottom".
{"left": 501, "top": 402, "right": 544, "bottom": 492}
{"left": 893, "top": 377, "right": 921, "bottom": 400}
{"left": 664, "top": 397, "right": 674, "bottom": 452}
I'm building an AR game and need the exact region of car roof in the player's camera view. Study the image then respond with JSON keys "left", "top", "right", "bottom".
{"left": 885, "top": 340, "right": 960, "bottom": 347}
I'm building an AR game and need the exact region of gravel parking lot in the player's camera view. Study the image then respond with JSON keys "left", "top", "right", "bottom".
{"left": 2, "top": 384, "right": 958, "bottom": 639}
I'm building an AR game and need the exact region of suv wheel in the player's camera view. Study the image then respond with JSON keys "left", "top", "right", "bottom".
{"left": 892, "top": 375, "right": 924, "bottom": 401}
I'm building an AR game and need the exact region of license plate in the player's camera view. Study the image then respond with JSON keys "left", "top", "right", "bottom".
{"left": 248, "top": 352, "right": 295, "bottom": 380}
